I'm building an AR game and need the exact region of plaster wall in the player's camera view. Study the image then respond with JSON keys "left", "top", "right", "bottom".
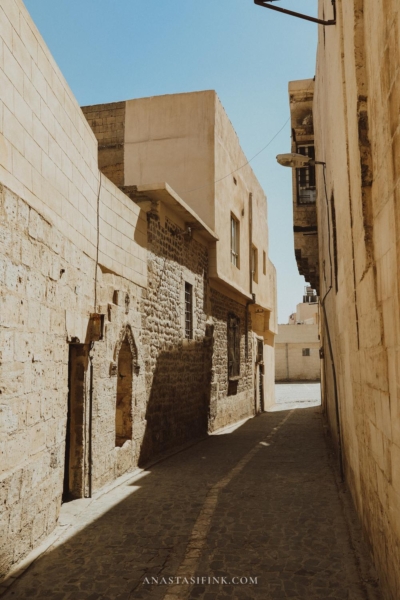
{"left": 295, "top": 302, "right": 319, "bottom": 325}
{"left": 123, "top": 92, "right": 216, "bottom": 230}
{"left": 275, "top": 324, "right": 320, "bottom": 382}
{"left": 213, "top": 95, "right": 271, "bottom": 310}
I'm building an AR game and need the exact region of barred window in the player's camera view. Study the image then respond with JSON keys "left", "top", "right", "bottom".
{"left": 184, "top": 282, "right": 193, "bottom": 340}
{"left": 231, "top": 214, "right": 240, "bottom": 267}
{"left": 228, "top": 314, "right": 240, "bottom": 379}
{"left": 302, "top": 348, "right": 311, "bottom": 357}
{"left": 256, "top": 338, "right": 263, "bottom": 363}
{"left": 251, "top": 245, "right": 258, "bottom": 283}
{"left": 297, "top": 145, "right": 316, "bottom": 204}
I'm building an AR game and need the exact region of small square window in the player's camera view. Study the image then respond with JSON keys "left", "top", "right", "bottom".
{"left": 302, "top": 348, "right": 310, "bottom": 357}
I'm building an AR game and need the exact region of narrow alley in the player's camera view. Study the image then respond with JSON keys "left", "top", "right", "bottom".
{"left": 1, "top": 386, "right": 380, "bottom": 600}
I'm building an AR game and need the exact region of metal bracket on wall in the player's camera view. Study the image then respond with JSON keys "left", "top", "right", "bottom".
{"left": 254, "top": 0, "right": 336, "bottom": 26}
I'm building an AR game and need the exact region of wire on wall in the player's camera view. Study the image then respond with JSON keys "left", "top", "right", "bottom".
{"left": 320, "top": 165, "right": 344, "bottom": 482}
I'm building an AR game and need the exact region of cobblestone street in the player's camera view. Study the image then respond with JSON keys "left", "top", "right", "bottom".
{"left": 1, "top": 387, "right": 380, "bottom": 600}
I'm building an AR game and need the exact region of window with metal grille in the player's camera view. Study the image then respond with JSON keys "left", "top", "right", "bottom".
{"left": 231, "top": 214, "right": 239, "bottom": 267}
{"left": 228, "top": 314, "right": 240, "bottom": 379}
{"left": 256, "top": 338, "right": 263, "bottom": 363}
{"left": 251, "top": 245, "right": 258, "bottom": 283}
{"left": 302, "top": 348, "right": 311, "bottom": 357}
{"left": 184, "top": 282, "right": 193, "bottom": 339}
{"left": 297, "top": 145, "right": 316, "bottom": 204}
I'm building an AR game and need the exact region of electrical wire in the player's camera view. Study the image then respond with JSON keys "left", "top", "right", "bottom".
{"left": 182, "top": 76, "right": 315, "bottom": 197}
{"left": 182, "top": 117, "right": 290, "bottom": 195}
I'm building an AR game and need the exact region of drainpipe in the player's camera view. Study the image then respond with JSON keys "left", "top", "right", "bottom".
{"left": 87, "top": 342, "right": 94, "bottom": 498}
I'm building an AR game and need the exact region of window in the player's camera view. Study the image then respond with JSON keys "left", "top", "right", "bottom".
{"left": 184, "top": 282, "right": 193, "bottom": 339}
{"left": 228, "top": 314, "right": 240, "bottom": 379}
{"left": 297, "top": 145, "right": 316, "bottom": 204}
{"left": 263, "top": 251, "right": 266, "bottom": 275}
{"left": 302, "top": 348, "right": 311, "bottom": 357}
{"left": 251, "top": 245, "right": 258, "bottom": 283}
{"left": 256, "top": 338, "right": 263, "bottom": 363}
{"left": 231, "top": 214, "right": 240, "bottom": 268}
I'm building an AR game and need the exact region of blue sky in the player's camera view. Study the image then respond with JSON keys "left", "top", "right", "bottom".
{"left": 24, "top": 0, "right": 318, "bottom": 322}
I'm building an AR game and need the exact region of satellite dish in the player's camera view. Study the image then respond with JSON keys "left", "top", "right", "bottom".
{"left": 276, "top": 153, "right": 313, "bottom": 168}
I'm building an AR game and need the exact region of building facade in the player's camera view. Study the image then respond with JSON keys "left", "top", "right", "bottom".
{"left": 275, "top": 290, "right": 320, "bottom": 382}
{"left": 288, "top": 1, "right": 400, "bottom": 598}
{"left": 82, "top": 91, "right": 278, "bottom": 426}
{"left": 0, "top": 0, "right": 277, "bottom": 579}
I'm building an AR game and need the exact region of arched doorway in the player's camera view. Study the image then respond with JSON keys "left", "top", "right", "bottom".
{"left": 115, "top": 336, "right": 133, "bottom": 447}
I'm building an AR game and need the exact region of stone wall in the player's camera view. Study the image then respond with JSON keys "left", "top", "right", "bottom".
{"left": 139, "top": 215, "right": 211, "bottom": 462}
{"left": 311, "top": 1, "right": 400, "bottom": 598}
{"left": 209, "top": 288, "right": 254, "bottom": 431}
{"left": 0, "top": 183, "right": 94, "bottom": 575}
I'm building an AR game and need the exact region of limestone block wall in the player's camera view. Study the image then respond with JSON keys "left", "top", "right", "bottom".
{"left": 0, "top": 183, "right": 95, "bottom": 575}
{"left": 312, "top": 1, "right": 400, "bottom": 597}
{"left": 275, "top": 324, "right": 320, "bottom": 381}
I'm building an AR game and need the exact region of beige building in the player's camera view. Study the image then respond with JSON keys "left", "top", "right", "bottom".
{"left": 276, "top": 292, "right": 320, "bottom": 382}
{"left": 287, "top": 1, "right": 400, "bottom": 598}
{"left": 0, "top": 0, "right": 277, "bottom": 578}
{"left": 82, "top": 92, "right": 278, "bottom": 424}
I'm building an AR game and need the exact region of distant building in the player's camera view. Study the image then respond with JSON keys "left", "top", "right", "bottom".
{"left": 275, "top": 289, "right": 320, "bottom": 382}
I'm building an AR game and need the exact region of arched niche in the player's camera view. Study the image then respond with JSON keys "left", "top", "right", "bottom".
{"left": 114, "top": 325, "right": 138, "bottom": 448}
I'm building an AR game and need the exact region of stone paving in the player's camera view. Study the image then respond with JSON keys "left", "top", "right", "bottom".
{"left": 1, "top": 396, "right": 381, "bottom": 600}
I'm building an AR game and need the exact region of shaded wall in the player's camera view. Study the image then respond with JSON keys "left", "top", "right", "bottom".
{"left": 313, "top": 1, "right": 400, "bottom": 598}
